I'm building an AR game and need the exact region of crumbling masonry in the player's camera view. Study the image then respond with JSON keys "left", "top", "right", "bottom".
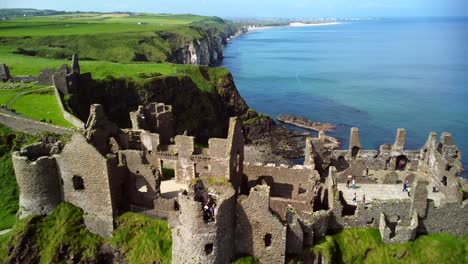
{"left": 12, "top": 103, "right": 467, "bottom": 263}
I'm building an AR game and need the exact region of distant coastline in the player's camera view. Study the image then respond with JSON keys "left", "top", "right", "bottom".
{"left": 236, "top": 21, "right": 342, "bottom": 35}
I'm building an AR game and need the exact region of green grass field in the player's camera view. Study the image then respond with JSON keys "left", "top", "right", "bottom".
{"left": 0, "top": 83, "right": 73, "bottom": 128}
{"left": 10, "top": 90, "right": 73, "bottom": 128}
{"left": 0, "top": 12, "right": 236, "bottom": 63}
{"left": 311, "top": 228, "right": 468, "bottom": 264}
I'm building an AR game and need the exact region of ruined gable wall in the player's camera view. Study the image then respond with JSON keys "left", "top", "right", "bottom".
{"left": 235, "top": 185, "right": 286, "bottom": 264}
{"left": 226, "top": 117, "right": 244, "bottom": 191}
{"left": 12, "top": 151, "right": 62, "bottom": 219}
{"left": 419, "top": 132, "right": 463, "bottom": 203}
{"left": 175, "top": 135, "right": 195, "bottom": 183}
{"left": 208, "top": 138, "right": 229, "bottom": 178}
{"left": 56, "top": 134, "right": 115, "bottom": 237}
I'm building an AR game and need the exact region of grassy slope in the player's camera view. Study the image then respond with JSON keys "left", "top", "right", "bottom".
{"left": 312, "top": 228, "right": 468, "bottom": 264}
{"left": 0, "top": 13, "right": 235, "bottom": 63}
{"left": 111, "top": 212, "right": 172, "bottom": 263}
{"left": 0, "top": 83, "right": 73, "bottom": 127}
{"left": 0, "top": 203, "right": 172, "bottom": 263}
{"left": 0, "top": 125, "right": 41, "bottom": 230}
{"left": 9, "top": 89, "right": 73, "bottom": 127}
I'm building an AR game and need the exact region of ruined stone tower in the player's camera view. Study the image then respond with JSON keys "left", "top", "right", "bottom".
{"left": 12, "top": 142, "right": 63, "bottom": 219}
{"left": 171, "top": 184, "right": 236, "bottom": 264}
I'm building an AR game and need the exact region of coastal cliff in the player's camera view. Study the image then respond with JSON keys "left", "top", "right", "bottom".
{"left": 166, "top": 25, "right": 245, "bottom": 66}
{"left": 65, "top": 66, "right": 305, "bottom": 159}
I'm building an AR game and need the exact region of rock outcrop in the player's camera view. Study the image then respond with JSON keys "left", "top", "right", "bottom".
{"left": 167, "top": 26, "right": 245, "bottom": 66}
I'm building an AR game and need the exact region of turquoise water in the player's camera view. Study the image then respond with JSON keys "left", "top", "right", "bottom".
{"left": 222, "top": 18, "right": 468, "bottom": 178}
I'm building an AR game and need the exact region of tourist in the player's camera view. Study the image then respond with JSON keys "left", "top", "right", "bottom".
{"left": 403, "top": 179, "right": 408, "bottom": 192}
{"left": 441, "top": 176, "right": 447, "bottom": 186}
{"left": 352, "top": 193, "right": 357, "bottom": 203}
{"left": 363, "top": 194, "right": 366, "bottom": 205}
{"left": 352, "top": 179, "right": 356, "bottom": 189}
{"left": 346, "top": 179, "right": 350, "bottom": 189}
{"left": 407, "top": 187, "right": 411, "bottom": 197}
{"left": 366, "top": 167, "right": 369, "bottom": 177}
{"left": 432, "top": 184, "right": 438, "bottom": 193}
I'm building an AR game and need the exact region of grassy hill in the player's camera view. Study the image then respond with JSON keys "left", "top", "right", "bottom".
{"left": 0, "top": 12, "right": 238, "bottom": 63}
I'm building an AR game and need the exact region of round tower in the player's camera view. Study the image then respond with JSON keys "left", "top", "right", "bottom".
{"left": 171, "top": 182, "right": 236, "bottom": 264}
{"left": 12, "top": 143, "right": 62, "bottom": 219}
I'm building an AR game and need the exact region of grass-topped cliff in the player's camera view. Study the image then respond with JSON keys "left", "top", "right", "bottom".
{"left": 0, "top": 10, "right": 269, "bottom": 144}
{"left": 0, "top": 11, "right": 240, "bottom": 64}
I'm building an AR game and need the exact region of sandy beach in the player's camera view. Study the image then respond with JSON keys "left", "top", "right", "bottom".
{"left": 289, "top": 21, "right": 341, "bottom": 27}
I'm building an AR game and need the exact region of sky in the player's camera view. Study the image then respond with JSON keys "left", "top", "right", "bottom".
{"left": 1, "top": 0, "right": 467, "bottom": 18}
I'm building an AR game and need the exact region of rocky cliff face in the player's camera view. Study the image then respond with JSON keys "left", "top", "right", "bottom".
{"left": 169, "top": 27, "right": 245, "bottom": 66}
{"left": 69, "top": 65, "right": 305, "bottom": 160}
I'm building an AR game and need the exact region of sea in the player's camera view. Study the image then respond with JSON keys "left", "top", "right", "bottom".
{"left": 222, "top": 18, "right": 468, "bottom": 178}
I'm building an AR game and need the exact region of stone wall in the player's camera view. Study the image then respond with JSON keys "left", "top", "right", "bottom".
{"left": 174, "top": 135, "right": 196, "bottom": 184}
{"left": 56, "top": 134, "right": 116, "bottom": 237}
{"left": 12, "top": 144, "right": 62, "bottom": 219}
{"left": 38, "top": 68, "right": 55, "bottom": 85}
{"left": 10, "top": 76, "right": 38, "bottom": 83}
{"left": 0, "top": 110, "right": 74, "bottom": 135}
{"left": 119, "top": 150, "right": 160, "bottom": 207}
{"left": 286, "top": 208, "right": 304, "bottom": 256}
{"left": 208, "top": 138, "right": 228, "bottom": 177}
{"left": 129, "top": 102, "right": 175, "bottom": 145}
{"left": 379, "top": 212, "right": 418, "bottom": 244}
{"left": 270, "top": 197, "right": 311, "bottom": 221}
{"left": 235, "top": 184, "right": 286, "bottom": 264}
{"left": 226, "top": 117, "right": 244, "bottom": 191}
{"left": 52, "top": 65, "right": 70, "bottom": 94}
{"left": 0, "top": 63, "right": 11, "bottom": 81}
{"left": 421, "top": 200, "right": 468, "bottom": 236}
{"left": 418, "top": 132, "right": 463, "bottom": 203}
{"left": 243, "top": 163, "right": 318, "bottom": 201}
{"left": 331, "top": 128, "right": 424, "bottom": 176}
{"left": 52, "top": 86, "right": 85, "bottom": 129}
{"left": 84, "top": 104, "right": 120, "bottom": 156}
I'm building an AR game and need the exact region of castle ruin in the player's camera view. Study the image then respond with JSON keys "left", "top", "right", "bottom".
{"left": 11, "top": 102, "right": 467, "bottom": 263}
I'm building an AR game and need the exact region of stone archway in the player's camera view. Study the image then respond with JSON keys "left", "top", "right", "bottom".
{"left": 351, "top": 146, "right": 360, "bottom": 158}
{"left": 395, "top": 155, "right": 408, "bottom": 170}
